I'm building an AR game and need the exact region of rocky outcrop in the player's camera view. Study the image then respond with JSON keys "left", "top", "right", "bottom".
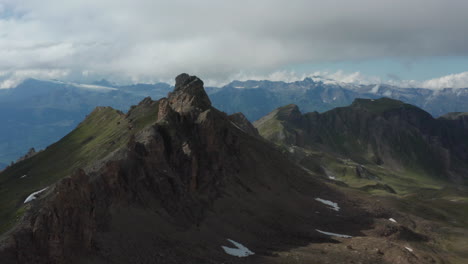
{"left": 228, "top": 112, "right": 260, "bottom": 137}
{"left": 355, "top": 165, "right": 380, "bottom": 180}
{"left": 166, "top": 73, "right": 211, "bottom": 114}
{"left": 15, "top": 148, "right": 38, "bottom": 163}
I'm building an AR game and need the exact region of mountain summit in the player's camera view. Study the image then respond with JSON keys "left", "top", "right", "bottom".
{"left": 167, "top": 73, "right": 212, "bottom": 113}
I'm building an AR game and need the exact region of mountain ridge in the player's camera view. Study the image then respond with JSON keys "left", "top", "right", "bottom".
{"left": 0, "top": 78, "right": 172, "bottom": 165}
{"left": 2, "top": 76, "right": 468, "bottom": 165}
{"left": 255, "top": 97, "right": 468, "bottom": 185}
{"left": 210, "top": 78, "right": 468, "bottom": 121}
{"left": 0, "top": 74, "right": 449, "bottom": 263}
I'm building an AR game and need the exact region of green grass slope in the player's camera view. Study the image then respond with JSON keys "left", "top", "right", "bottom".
{"left": 0, "top": 98, "right": 159, "bottom": 234}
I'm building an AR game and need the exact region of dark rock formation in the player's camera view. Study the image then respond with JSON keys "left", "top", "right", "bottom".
{"left": 167, "top": 73, "right": 212, "bottom": 114}
{"left": 355, "top": 165, "right": 380, "bottom": 180}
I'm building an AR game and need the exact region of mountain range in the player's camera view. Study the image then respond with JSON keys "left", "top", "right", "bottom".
{"left": 0, "top": 79, "right": 171, "bottom": 168}
{"left": 2, "top": 76, "right": 468, "bottom": 169}
{"left": 2, "top": 74, "right": 468, "bottom": 263}
{"left": 209, "top": 78, "right": 468, "bottom": 121}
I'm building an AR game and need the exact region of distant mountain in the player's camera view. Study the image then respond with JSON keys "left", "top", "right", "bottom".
{"left": 3, "top": 76, "right": 468, "bottom": 165}
{"left": 208, "top": 78, "right": 468, "bottom": 121}
{"left": 0, "top": 79, "right": 170, "bottom": 165}
{"left": 254, "top": 98, "right": 468, "bottom": 185}
{"left": 114, "top": 82, "right": 172, "bottom": 97}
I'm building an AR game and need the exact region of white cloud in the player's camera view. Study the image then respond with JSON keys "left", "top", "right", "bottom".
{"left": 0, "top": 0, "right": 467, "bottom": 86}
{"left": 383, "top": 72, "right": 468, "bottom": 89}
{"left": 224, "top": 71, "right": 308, "bottom": 85}
{"left": 420, "top": 72, "right": 468, "bottom": 89}
{"left": 0, "top": 69, "right": 69, "bottom": 88}
{"left": 315, "top": 71, "right": 381, "bottom": 85}
{"left": 321, "top": 71, "right": 468, "bottom": 89}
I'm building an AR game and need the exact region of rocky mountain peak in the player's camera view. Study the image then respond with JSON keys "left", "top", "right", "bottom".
{"left": 174, "top": 73, "right": 202, "bottom": 91}
{"left": 167, "top": 73, "right": 212, "bottom": 113}
{"left": 276, "top": 104, "right": 302, "bottom": 122}
{"left": 157, "top": 73, "right": 213, "bottom": 121}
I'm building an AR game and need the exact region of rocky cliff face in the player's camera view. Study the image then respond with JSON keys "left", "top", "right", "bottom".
{"left": 255, "top": 98, "right": 468, "bottom": 183}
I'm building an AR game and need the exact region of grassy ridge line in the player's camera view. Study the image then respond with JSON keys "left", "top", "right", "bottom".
{"left": 0, "top": 100, "right": 159, "bottom": 234}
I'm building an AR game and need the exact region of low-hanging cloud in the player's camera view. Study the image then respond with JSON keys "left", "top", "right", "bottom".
{"left": 419, "top": 72, "right": 468, "bottom": 89}
{"left": 0, "top": 0, "right": 468, "bottom": 87}
{"left": 231, "top": 70, "right": 468, "bottom": 90}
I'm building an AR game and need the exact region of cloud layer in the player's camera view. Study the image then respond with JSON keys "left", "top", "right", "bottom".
{"left": 230, "top": 70, "right": 468, "bottom": 90}
{"left": 0, "top": 0, "right": 468, "bottom": 87}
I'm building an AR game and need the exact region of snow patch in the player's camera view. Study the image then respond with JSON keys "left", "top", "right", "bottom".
{"left": 389, "top": 218, "right": 397, "bottom": 223}
{"left": 229, "top": 121, "right": 244, "bottom": 132}
{"left": 182, "top": 142, "right": 191, "bottom": 156}
{"left": 405, "top": 246, "right": 413, "bottom": 252}
{"left": 370, "top": 84, "right": 380, "bottom": 94}
{"left": 20, "top": 174, "right": 27, "bottom": 179}
{"left": 383, "top": 90, "right": 392, "bottom": 97}
{"left": 221, "top": 239, "right": 254, "bottom": 257}
{"left": 315, "top": 198, "right": 340, "bottom": 211}
{"left": 47, "top": 80, "right": 116, "bottom": 91}
{"left": 316, "top": 229, "right": 352, "bottom": 238}
{"left": 24, "top": 187, "right": 48, "bottom": 203}
{"left": 74, "top": 83, "right": 117, "bottom": 91}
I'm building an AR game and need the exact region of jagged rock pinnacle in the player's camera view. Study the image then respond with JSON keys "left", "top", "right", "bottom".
{"left": 174, "top": 73, "right": 203, "bottom": 91}
{"left": 167, "top": 73, "right": 212, "bottom": 114}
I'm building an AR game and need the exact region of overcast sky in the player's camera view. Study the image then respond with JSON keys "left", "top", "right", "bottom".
{"left": 0, "top": 0, "right": 467, "bottom": 88}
